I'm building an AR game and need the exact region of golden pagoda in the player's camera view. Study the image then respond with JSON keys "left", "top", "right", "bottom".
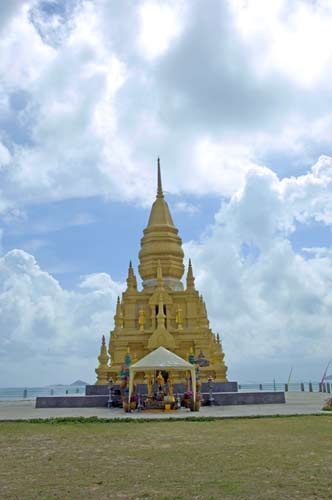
{"left": 95, "top": 160, "right": 228, "bottom": 385}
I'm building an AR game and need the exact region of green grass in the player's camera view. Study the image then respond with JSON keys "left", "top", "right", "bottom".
{"left": 0, "top": 416, "right": 331, "bottom": 499}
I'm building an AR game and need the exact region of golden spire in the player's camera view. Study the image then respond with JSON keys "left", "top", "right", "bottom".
{"left": 126, "top": 261, "right": 137, "bottom": 290}
{"left": 147, "top": 159, "right": 174, "bottom": 226}
{"left": 186, "top": 259, "right": 195, "bottom": 291}
{"left": 138, "top": 159, "right": 184, "bottom": 287}
{"left": 157, "top": 157, "right": 163, "bottom": 199}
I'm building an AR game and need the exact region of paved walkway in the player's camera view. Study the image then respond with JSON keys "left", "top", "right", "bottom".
{"left": 0, "top": 392, "right": 330, "bottom": 420}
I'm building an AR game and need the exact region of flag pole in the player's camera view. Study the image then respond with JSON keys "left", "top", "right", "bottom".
{"left": 287, "top": 367, "right": 293, "bottom": 386}
{"left": 320, "top": 359, "right": 332, "bottom": 385}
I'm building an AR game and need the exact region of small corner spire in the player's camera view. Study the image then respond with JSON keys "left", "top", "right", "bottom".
{"left": 127, "top": 260, "right": 137, "bottom": 290}
{"left": 186, "top": 258, "right": 195, "bottom": 290}
{"left": 157, "top": 157, "right": 164, "bottom": 199}
{"left": 116, "top": 296, "right": 121, "bottom": 314}
{"left": 115, "top": 296, "right": 123, "bottom": 328}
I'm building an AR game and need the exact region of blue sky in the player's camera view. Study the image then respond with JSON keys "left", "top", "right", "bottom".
{"left": 2, "top": 193, "right": 221, "bottom": 288}
{"left": 0, "top": 0, "right": 332, "bottom": 386}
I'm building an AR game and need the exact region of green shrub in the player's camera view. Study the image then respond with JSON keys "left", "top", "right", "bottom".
{"left": 322, "top": 397, "right": 332, "bottom": 411}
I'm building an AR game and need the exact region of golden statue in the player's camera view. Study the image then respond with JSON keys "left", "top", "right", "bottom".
{"left": 168, "top": 373, "right": 174, "bottom": 397}
{"left": 176, "top": 305, "right": 183, "bottom": 330}
{"left": 157, "top": 371, "right": 165, "bottom": 389}
{"left": 147, "top": 374, "right": 153, "bottom": 397}
{"left": 138, "top": 308, "right": 145, "bottom": 331}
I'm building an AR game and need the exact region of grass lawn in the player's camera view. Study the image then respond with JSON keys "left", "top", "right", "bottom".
{"left": 0, "top": 416, "right": 331, "bottom": 499}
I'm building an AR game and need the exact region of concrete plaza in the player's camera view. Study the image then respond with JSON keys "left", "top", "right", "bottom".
{"left": 0, "top": 392, "right": 330, "bottom": 420}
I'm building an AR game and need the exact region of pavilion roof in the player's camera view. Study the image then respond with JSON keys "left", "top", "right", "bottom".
{"left": 130, "top": 346, "right": 192, "bottom": 370}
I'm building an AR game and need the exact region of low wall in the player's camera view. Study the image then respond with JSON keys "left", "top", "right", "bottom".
{"left": 36, "top": 396, "right": 109, "bottom": 408}
{"left": 203, "top": 391, "right": 285, "bottom": 405}
{"left": 202, "top": 381, "right": 238, "bottom": 393}
{"left": 86, "top": 385, "right": 110, "bottom": 395}
{"left": 36, "top": 390, "right": 284, "bottom": 408}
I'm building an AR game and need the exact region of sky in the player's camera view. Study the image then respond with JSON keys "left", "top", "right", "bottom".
{"left": 0, "top": 0, "right": 332, "bottom": 386}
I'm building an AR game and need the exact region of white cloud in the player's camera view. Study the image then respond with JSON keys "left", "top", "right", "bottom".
{"left": 231, "top": 0, "right": 332, "bottom": 87}
{"left": 173, "top": 200, "right": 199, "bottom": 215}
{"left": 1, "top": 0, "right": 332, "bottom": 385}
{"left": 138, "top": 0, "right": 185, "bottom": 60}
{"left": 188, "top": 138, "right": 259, "bottom": 197}
{"left": 1, "top": 157, "right": 332, "bottom": 384}
{"left": 213, "top": 155, "right": 332, "bottom": 248}
{"left": 185, "top": 159, "right": 332, "bottom": 381}
{"left": 80, "top": 272, "right": 123, "bottom": 293}
{"left": 281, "top": 156, "right": 332, "bottom": 225}
{"left": 0, "top": 3, "right": 55, "bottom": 91}
{"left": 0, "top": 143, "right": 11, "bottom": 168}
{"left": 1, "top": 0, "right": 332, "bottom": 215}
{"left": 0, "top": 249, "right": 125, "bottom": 385}
{"left": 303, "top": 247, "right": 332, "bottom": 258}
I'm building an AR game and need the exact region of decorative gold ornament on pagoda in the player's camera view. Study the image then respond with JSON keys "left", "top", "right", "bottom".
{"left": 95, "top": 159, "right": 228, "bottom": 384}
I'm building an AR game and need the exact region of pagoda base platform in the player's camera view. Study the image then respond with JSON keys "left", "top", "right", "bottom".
{"left": 35, "top": 389, "right": 285, "bottom": 408}
{"left": 85, "top": 381, "right": 238, "bottom": 396}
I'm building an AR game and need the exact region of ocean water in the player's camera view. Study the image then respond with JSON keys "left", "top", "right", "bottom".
{"left": 0, "top": 385, "right": 86, "bottom": 400}
{"left": 238, "top": 382, "right": 322, "bottom": 392}
{"left": 0, "top": 382, "right": 326, "bottom": 400}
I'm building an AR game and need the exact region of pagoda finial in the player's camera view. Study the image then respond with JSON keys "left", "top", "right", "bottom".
{"left": 157, "top": 157, "right": 164, "bottom": 199}
{"left": 186, "top": 258, "right": 195, "bottom": 291}
{"left": 127, "top": 261, "right": 137, "bottom": 290}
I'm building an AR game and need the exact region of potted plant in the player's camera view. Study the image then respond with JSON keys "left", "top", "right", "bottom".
{"left": 122, "top": 397, "right": 130, "bottom": 412}
{"left": 182, "top": 391, "right": 193, "bottom": 408}
{"left": 130, "top": 394, "right": 138, "bottom": 410}
{"left": 121, "top": 386, "right": 130, "bottom": 412}
{"left": 189, "top": 393, "right": 203, "bottom": 412}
